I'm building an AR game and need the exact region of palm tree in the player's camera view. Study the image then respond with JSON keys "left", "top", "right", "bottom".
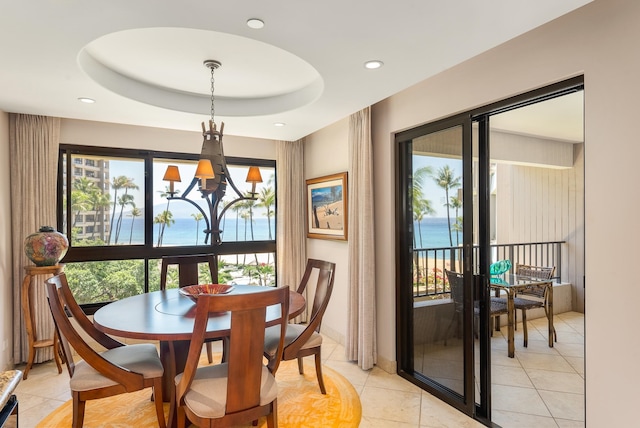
{"left": 230, "top": 202, "right": 244, "bottom": 264}
{"left": 449, "top": 196, "right": 462, "bottom": 246}
{"left": 239, "top": 205, "right": 252, "bottom": 264}
{"left": 412, "top": 166, "right": 433, "bottom": 205}
{"left": 108, "top": 176, "right": 138, "bottom": 244}
{"left": 412, "top": 166, "right": 435, "bottom": 247}
{"left": 191, "top": 213, "right": 204, "bottom": 245}
{"left": 71, "top": 178, "right": 96, "bottom": 229}
{"left": 413, "top": 199, "right": 436, "bottom": 248}
{"left": 257, "top": 184, "right": 275, "bottom": 264}
{"left": 128, "top": 206, "right": 142, "bottom": 244}
{"left": 258, "top": 186, "right": 275, "bottom": 240}
{"left": 90, "top": 192, "right": 111, "bottom": 240}
{"left": 70, "top": 190, "right": 92, "bottom": 229}
{"left": 154, "top": 210, "right": 175, "bottom": 246}
{"left": 157, "top": 185, "right": 178, "bottom": 244}
{"left": 432, "top": 165, "right": 461, "bottom": 246}
{"left": 114, "top": 193, "right": 134, "bottom": 244}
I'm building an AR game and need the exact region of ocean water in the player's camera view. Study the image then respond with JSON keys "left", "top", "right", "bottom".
{"left": 414, "top": 217, "right": 459, "bottom": 249}
{"left": 113, "top": 217, "right": 275, "bottom": 246}
{"left": 112, "top": 215, "right": 451, "bottom": 248}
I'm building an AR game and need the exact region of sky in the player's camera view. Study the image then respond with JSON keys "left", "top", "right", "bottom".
{"left": 109, "top": 159, "right": 275, "bottom": 218}
{"left": 412, "top": 155, "right": 462, "bottom": 218}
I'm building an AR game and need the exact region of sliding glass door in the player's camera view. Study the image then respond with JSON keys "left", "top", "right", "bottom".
{"left": 396, "top": 76, "right": 584, "bottom": 426}
{"left": 396, "top": 112, "right": 488, "bottom": 417}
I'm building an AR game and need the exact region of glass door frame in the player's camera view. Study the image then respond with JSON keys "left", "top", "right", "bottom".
{"left": 395, "top": 112, "right": 480, "bottom": 418}
{"left": 395, "top": 75, "right": 584, "bottom": 426}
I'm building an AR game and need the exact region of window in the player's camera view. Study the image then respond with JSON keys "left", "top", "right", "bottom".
{"left": 58, "top": 145, "right": 276, "bottom": 309}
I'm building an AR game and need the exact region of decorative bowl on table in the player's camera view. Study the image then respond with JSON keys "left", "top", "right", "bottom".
{"left": 178, "top": 284, "right": 234, "bottom": 302}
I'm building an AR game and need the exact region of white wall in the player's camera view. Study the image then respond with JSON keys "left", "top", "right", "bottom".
{"left": 371, "top": 0, "right": 638, "bottom": 425}
{"left": 61, "top": 119, "right": 276, "bottom": 159}
{"left": 0, "top": 111, "right": 12, "bottom": 370}
{"left": 304, "top": 117, "right": 350, "bottom": 343}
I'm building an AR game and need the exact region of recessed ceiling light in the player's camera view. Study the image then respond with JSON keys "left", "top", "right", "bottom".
{"left": 274, "top": 122, "right": 286, "bottom": 127}
{"left": 247, "top": 18, "right": 265, "bottom": 29}
{"left": 364, "top": 60, "right": 384, "bottom": 70}
{"left": 78, "top": 97, "right": 95, "bottom": 104}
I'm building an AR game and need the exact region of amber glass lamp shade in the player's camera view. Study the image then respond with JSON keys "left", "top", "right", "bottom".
{"left": 195, "top": 159, "right": 215, "bottom": 189}
{"left": 246, "top": 166, "right": 262, "bottom": 194}
{"left": 163, "top": 165, "right": 182, "bottom": 193}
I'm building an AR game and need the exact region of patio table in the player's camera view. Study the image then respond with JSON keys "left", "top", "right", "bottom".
{"left": 490, "top": 274, "right": 554, "bottom": 358}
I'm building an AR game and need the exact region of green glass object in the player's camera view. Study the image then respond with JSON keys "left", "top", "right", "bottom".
{"left": 490, "top": 259, "right": 511, "bottom": 276}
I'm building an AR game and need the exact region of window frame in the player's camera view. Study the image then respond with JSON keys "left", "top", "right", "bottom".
{"left": 58, "top": 144, "right": 277, "bottom": 310}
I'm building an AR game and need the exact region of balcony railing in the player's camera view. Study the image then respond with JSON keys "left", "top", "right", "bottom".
{"left": 412, "top": 241, "right": 564, "bottom": 298}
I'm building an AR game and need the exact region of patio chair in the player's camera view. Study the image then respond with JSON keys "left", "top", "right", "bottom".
{"left": 444, "top": 270, "right": 508, "bottom": 343}
{"left": 493, "top": 264, "right": 556, "bottom": 347}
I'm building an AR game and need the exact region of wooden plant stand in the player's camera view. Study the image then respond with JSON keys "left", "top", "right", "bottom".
{"left": 21, "top": 265, "right": 64, "bottom": 379}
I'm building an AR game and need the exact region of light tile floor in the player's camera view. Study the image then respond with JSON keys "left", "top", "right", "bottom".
{"left": 12, "top": 311, "right": 584, "bottom": 427}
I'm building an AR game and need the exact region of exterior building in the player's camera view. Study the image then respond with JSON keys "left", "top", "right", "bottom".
{"left": 65, "top": 156, "right": 111, "bottom": 241}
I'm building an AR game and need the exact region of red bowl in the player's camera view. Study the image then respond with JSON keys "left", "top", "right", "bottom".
{"left": 178, "top": 284, "right": 234, "bottom": 302}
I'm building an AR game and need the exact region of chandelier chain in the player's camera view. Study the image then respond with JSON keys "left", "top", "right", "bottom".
{"left": 210, "top": 65, "right": 215, "bottom": 123}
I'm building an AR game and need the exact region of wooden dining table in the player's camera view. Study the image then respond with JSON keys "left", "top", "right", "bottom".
{"left": 93, "top": 285, "right": 305, "bottom": 427}
{"left": 490, "top": 274, "right": 554, "bottom": 358}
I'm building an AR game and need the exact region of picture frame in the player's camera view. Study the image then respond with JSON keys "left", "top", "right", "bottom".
{"left": 306, "top": 172, "right": 348, "bottom": 240}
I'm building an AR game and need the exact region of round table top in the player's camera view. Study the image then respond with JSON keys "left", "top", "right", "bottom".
{"left": 94, "top": 285, "right": 305, "bottom": 342}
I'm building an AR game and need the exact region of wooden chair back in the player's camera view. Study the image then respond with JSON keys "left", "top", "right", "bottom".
{"left": 159, "top": 254, "right": 218, "bottom": 289}
{"left": 283, "top": 259, "right": 335, "bottom": 360}
{"left": 176, "top": 286, "right": 289, "bottom": 416}
{"left": 45, "top": 274, "right": 145, "bottom": 391}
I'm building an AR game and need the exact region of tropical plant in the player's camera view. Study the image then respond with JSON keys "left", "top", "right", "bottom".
{"left": 108, "top": 176, "right": 138, "bottom": 244}
{"left": 154, "top": 210, "right": 175, "bottom": 246}
{"left": 449, "top": 196, "right": 462, "bottom": 246}
{"left": 157, "top": 185, "right": 178, "bottom": 245}
{"left": 432, "top": 165, "right": 461, "bottom": 246}
{"left": 258, "top": 186, "right": 275, "bottom": 240}
{"left": 412, "top": 166, "right": 435, "bottom": 247}
{"left": 413, "top": 199, "right": 436, "bottom": 248}
{"left": 114, "top": 193, "right": 134, "bottom": 244}
{"left": 191, "top": 212, "right": 204, "bottom": 245}
{"left": 128, "top": 206, "right": 142, "bottom": 244}
{"left": 90, "top": 191, "right": 112, "bottom": 240}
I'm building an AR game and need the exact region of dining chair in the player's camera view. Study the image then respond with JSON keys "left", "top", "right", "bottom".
{"left": 493, "top": 264, "right": 556, "bottom": 347}
{"left": 160, "top": 254, "right": 222, "bottom": 363}
{"left": 444, "top": 269, "right": 508, "bottom": 343}
{"left": 174, "top": 286, "right": 289, "bottom": 428}
{"left": 45, "top": 273, "right": 166, "bottom": 428}
{"left": 264, "top": 259, "right": 335, "bottom": 394}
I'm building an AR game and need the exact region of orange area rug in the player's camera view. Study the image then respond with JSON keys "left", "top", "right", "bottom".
{"left": 37, "top": 357, "right": 361, "bottom": 427}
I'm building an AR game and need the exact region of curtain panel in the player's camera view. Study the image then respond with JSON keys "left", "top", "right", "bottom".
{"left": 276, "top": 139, "right": 307, "bottom": 322}
{"left": 346, "top": 107, "right": 377, "bottom": 369}
{"left": 10, "top": 114, "right": 60, "bottom": 364}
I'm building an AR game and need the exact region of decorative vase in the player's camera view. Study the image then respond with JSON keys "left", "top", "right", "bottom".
{"left": 24, "top": 226, "right": 69, "bottom": 266}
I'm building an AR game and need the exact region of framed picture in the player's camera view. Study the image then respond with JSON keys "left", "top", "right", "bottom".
{"left": 306, "top": 172, "right": 348, "bottom": 240}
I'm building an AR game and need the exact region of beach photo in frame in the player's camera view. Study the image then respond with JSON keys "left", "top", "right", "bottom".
{"left": 306, "top": 172, "right": 348, "bottom": 240}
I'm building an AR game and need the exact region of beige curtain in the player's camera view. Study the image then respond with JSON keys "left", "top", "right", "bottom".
{"left": 276, "top": 139, "right": 307, "bottom": 321}
{"left": 346, "top": 107, "right": 377, "bottom": 369}
{"left": 10, "top": 114, "right": 61, "bottom": 363}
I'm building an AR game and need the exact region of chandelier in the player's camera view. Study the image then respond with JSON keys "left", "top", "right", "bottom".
{"left": 162, "top": 60, "right": 262, "bottom": 245}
